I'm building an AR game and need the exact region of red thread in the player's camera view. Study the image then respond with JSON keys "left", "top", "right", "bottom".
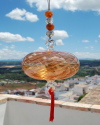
{"left": 48, "top": 88, "right": 54, "bottom": 122}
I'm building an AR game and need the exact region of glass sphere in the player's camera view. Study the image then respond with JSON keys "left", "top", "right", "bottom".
{"left": 45, "top": 11, "right": 53, "bottom": 18}
{"left": 46, "top": 31, "right": 54, "bottom": 37}
{"left": 22, "top": 51, "right": 80, "bottom": 81}
{"left": 46, "top": 24, "right": 54, "bottom": 30}
{"left": 46, "top": 17, "right": 53, "bottom": 24}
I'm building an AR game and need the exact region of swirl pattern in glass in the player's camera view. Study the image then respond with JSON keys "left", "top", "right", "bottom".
{"left": 22, "top": 51, "right": 80, "bottom": 81}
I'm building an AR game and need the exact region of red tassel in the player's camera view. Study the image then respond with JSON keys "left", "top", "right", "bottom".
{"left": 48, "top": 88, "right": 54, "bottom": 122}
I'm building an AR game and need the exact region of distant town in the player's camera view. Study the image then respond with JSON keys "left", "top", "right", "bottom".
{"left": 0, "top": 74, "right": 100, "bottom": 103}
{"left": 0, "top": 60, "right": 100, "bottom": 102}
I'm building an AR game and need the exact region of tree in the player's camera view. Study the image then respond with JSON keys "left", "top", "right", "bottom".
{"left": 1, "top": 83, "right": 4, "bottom": 86}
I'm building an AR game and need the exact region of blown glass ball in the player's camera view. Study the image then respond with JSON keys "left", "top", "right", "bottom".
{"left": 45, "top": 11, "right": 53, "bottom": 17}
{"left": 22, "top": 51, "right": 80, "bottom": 81}
{"left": 46, "top": 24, "right": 54, "bottom": 30}
{"left": 46, "top": 17, "right": 53, "bottom": 24}
{"left": 46, "top": 30, "right": 54, "bottom": 37}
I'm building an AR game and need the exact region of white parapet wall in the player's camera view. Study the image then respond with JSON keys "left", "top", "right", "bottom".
{"left": 0, "top": 94, "right": 100, "bottom": 125}
{"left": 0, "top": 97, "right": 7, "bottom": 125}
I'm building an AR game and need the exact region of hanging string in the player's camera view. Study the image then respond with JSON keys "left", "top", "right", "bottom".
{"left": 47, "top": 0, "right": 50, "bottom": 10}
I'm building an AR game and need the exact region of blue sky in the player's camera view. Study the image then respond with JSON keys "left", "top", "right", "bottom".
{"left": 0, "top": 0, "right": 100, "bottom": 60}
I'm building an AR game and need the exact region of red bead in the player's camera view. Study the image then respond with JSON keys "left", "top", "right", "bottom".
{"left": 46, "top": 24, "right": 54, "bottom": 30}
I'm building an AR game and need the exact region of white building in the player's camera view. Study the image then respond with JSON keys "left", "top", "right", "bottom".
{"left": 74, "top": 84, "right": 88, "bottom": 96}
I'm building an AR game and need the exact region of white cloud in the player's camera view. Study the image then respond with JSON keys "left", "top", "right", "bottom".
{"left": 95, "top": 40, "right": 98, "bottom": 42}
{"left": 36, "top": 47, "right": 45, "bottom": 51}
{"left": 5, "top": 46, "right": 9, "bottom": 49}
{"left": 26, "top": 37, "right": 34, "bottom": 42}
{"left": 85, "top": 46, "right": 94, "bottom": 50}
{"left": 6, "top": 8, "right": 39, "bottom": 22}
{"left": 41, "top": 36, "right": 47, "bottom": 40}
{"left": 25, "top": 12, "right": 39, "bottom": 22}
{"left": 74, "top": 52, "right": 100, "bottom": 59}
{"left": 56, "top": 39, "right": 64, "bottom": 45}
{"left": 53, "top": 30, "right": 69, "bottom": 39}
{"left": 10, "top": 45, "right": 15, "bottom": 49}
{"left": 82, "top": 40, "right": 89, "bottom": 43}
{"left": 2, "top": 46, "right": 9, "bottom": 51}
{"left": 0, "top": 47, "right": 28, "bottom": 60}
{"left": 26, "top": 0, "right": 100, "bottom": 13}
{"left": 0, "top": 32, "right": 34, "bottom": 43}
{"left": 6, "top": 8, "right": 26, "bottom": 21}
{"left": 91, "top": 46, "right": 94, "bottom": 49}
{"left": 98, "top": 35, "right": 100, "bottom": 37}
{"left": 91, "top": 46, "right": 94, "bottom": 50}
{"left": 0, "top": 43, "right": 2, "bottom": 45}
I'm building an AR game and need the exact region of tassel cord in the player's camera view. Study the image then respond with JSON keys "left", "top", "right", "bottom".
{"left": 48, "top": 88, "right": 54, "bottom": 122}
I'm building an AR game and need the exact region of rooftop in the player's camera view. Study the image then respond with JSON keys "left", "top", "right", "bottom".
{"left": 76, "top": 84, "right": 88, "bottom": 88}
{"left": 80, "top": 83, "right": 100, "bottom": 105}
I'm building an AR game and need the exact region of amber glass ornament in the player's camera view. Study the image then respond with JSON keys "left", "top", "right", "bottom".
{"left": 45, "top": 11, "right": 53, "bottom": 18}
{"left": 46, "top": 24, "right": 54, "bottom": 30}
{"left": 22, "top": 51, "right": 80, "bottom": 81}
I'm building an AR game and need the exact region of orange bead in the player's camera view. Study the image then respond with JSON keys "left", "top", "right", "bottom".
{"left": 45, "top": 11, "right": 53, "bottom": 17}
{"left": 46, "top": 24, "right": 54, "bottom": 30}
